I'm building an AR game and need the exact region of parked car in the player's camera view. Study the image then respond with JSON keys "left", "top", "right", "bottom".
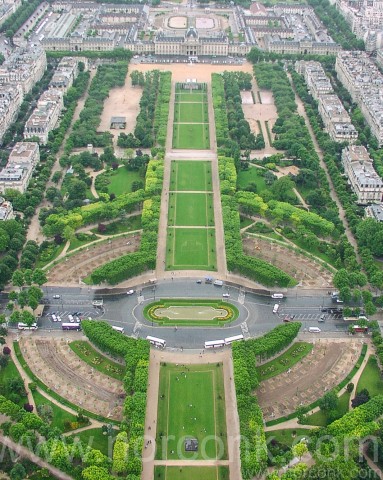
{"left": 127, "top": 289, "right": 135, "bottom": 295}
{"left": 318, "top": 314, "right": 327, "bottom": 322}
{"left": 53, "top": 294, "right": 60, "bottom": 299}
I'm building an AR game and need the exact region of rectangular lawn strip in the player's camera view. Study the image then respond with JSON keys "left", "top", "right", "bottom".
{"left": 168, "top": 193, "right": 214, "bottom": 226}
{"left": 256, "top": 342, "right": 313, "bottom": 382}
{"left": 175, "top": 92, "right": 207, "bottom": 102}
{"left": 154, "top": 466, "right": 229, "bottom": 480}
{"left": 69, "top": 341, "right": 125, "bottom": 380}
{"left": 356, "top": 355, "right": 383, "bottom": 397}
{"left": 174, "top": 102, "right": 208, "bottom": 123}
{"left": 156, "top": 363, "right": 227, "bottom": 461}
{"left": 32, "top": 390, "right": 79, "bottom": 432}
{"left": 170, "top": 160, "right": 212, "bottom": 191}
{"left": 166, "top": 227, "right": 216, "bottom": 270}
{"left": 173, "top": 123, "right": 210, "bottom": 149}
{"left": 71, "top": 428, "right": 117, "bottom": 456}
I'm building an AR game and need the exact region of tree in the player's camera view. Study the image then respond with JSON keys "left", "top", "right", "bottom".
{"left": 32, "top": 269, "right": 47, "bottom": 287}
{"left": 12, "top": 270, "right": 24, "bottom": 290}
{"left": 318, "top": 390, "right": 338, "bottom": 412}
{"left": 9, "top": 463, "right": 26, "bottom": 480}
{"left": 351, "top": 388, "right": 370, "bottom": 408}
{"left": 292, "top": 442, "right": 308, "bottom": 460}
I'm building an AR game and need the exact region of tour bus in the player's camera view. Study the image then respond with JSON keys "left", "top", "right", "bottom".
{"left": 224, "top": 334, "right": 244, "bottom": 345}
{"left": 62, "top": 323, "right": 81, "bottom": 331}
{"left": 112, "top": 326, "right": 124, "bottom": 334}
{"left": 146, "top": 335, "right": 166, "bottom": 348}
{"left": 18, "top": 323, "right": 38, "bottom": 330}
{"left": 271, "top": 293, "right": 284, "bottom": 299}
{"left": 272, "top": 304, "right": 280, "bottom": 314}
{"left": 204, "top": 339, "right": 225, "bottom": 349}
{"left": 352, "top": 325, "right": 368, "bottom": 333}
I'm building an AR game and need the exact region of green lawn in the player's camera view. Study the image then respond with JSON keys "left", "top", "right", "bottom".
{"left": 256, "top": 342, "right": 313, "bottom": 382}
{"left": 173, "top": 123, "right": 209, "bottom": 149}
{"left": 69, "top": 341, "right": 125, "bottom": 380}
{"left": 170, "top": 161, "right": 212, "bottom": 191}
{"left": 102, "top": 168, "right": 143, "bottom": 196}
{"left": 301, "top": 391, "right": 350, "bottom": 427}
{"left": 91, "top": 216, "right": 142, "bottom": 236}
{"left": 168, "top": 193, "right": 214, "bottom": 226}
{"left": 166, "top": 227, "right": 216, "bottom": 270}
{"left": 175, "top": 92, "right": 207, "bottom": 101}
{"left": 240, "top": 216, "right": 254, "bottom": 229}
{"left": 32, "top": 390, "right": 79, "bottom": 432}
{"left": 68, "top": 233, "right": 98, "bottom": 252}
{"left": 174, "top": 102, "right": 208, "bottom": 123}
{"left": 0, "top": 358, "right": 28, "bottom": 406}
{"left": 71, "top": 428, "right": 117, "bottom": 456}
{"left": 237, "top": 167, "right": 268, "bottom": 192}
{"left": 357, "top": 355, "right": 383, "bottom": 397}
{"left": 266, "top": 428, "right": 311, "bottom": 447}
{"left": 144, "top": 299, "right": 239, "bottom": 327}
{"left": 156, "top": 363, "right": 227, "bottom": 461}
{"left": 154, "top": 466, "right": 229, "bottom": 480}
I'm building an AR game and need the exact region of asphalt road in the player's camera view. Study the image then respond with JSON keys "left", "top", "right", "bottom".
{"left": 3, "top": 280, "right": 353, "bottom": 349}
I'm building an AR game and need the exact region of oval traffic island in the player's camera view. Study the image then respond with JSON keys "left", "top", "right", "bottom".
{"left": 144, "top": 299, "right": 239, "bottom": 326}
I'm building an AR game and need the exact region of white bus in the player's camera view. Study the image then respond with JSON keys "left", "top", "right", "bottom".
{"left": 224, "top": 334, "right": 244, "bottom": 345}
{"left": 204, "top": 339, "right": 225, "bottom": 349}
{"left": 273, "top": 304, "right": 280, "bottom": 314}
{"left": 271, "top": 293, "right": 284, "bottom": 299}
{"left": 62, "top": 323, "right": 81, "bottom": 331}
{"left": 146, "top": 335, "right": 166, "bottom": 348}
{"left": 18, "top": 322, "right": 38, "bottom": 330}
{"left": 112, "top": 326, "right": 124, "bottom": 334}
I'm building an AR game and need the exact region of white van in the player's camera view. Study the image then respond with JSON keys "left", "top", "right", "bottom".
{"left": 271, "top": 293, "right": 284, "bottom": 299}
{"left": 272, "top": 304, "right": 279, "bottom": 314}
{"left": 51, "top": 314, "right": 57, "bottom": 322}
{"left": 214, "top": 280, "right": 223, "bottom": 286}
{"left": 68, "top": 314, "right": 74, "bottom": 323}
{"left": 308, "top": 327, "right": 321, "bottom": 333}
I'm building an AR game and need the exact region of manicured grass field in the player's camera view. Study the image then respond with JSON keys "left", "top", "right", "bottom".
{"left": 256, "top": 342, "right": 313, "bottom": 382}
{"left": 69, "top": 341, "right": 125, "bottom": 380}
{"left": 143, "top": 298, "right": 239, "bottom": 327}
{"left": 156, "top": 363, "right": 227, "bottom": 461}
{"left": 301, "top": 391, "right": 350, "bottom": 427}
{"left": 174, "top": 102, "right": 208, "bottom": 123}
{"left": 237, "top": 167, "right": 268, "bottom": 192}
{"left": 166, "top": 227, "right": 216, "bottom": 270}
{"left": 0, "top": 358, "right": 28, "bottom": 406}
{"left": 154, "top": 466, "right": 229, "bottom": 480}
{"left": 103, "top": 168, "right": 143, "bottom": 196}
{"left": 170, "top": 161, "right": 212, "bottom": 191}
{"left": 357, "top": 355, "right": 383, "bottom": 397}
{"left": 72, "top": 428, "right": 117, "bottom": 456}
{"left": 32, "top": 390, "right": 78, "bottom": 432}
{"left": 168, "top": 193, "right": 214, "bottom": 226}
{"left": 173, "top": 123, "right": 210, "bottom": 149}
{"left": 266, "top": 428, "right": 311, "bottom": 447}
{"left": 175, "top": 92, "right": 207, "bottom": 102}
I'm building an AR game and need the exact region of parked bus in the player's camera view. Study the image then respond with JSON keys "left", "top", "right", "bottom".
{"left": 272, "top": 304, "right": 280, "bottom": 314}
{"left": 271, "top": 293, "right": 284, "bottom": 299}
{"left": 204, "top": 339, "right": 225, "bottom": 349}
{"left": 352, "top": 325, "right": 368, "bottom": 333}
{"left": 62, "top": 323, "right": 81, "bottom": 331}
{"left": 112, "top": 326, "right": 124, "bottom": 334}
{"left": 224, "top": 334, "right": 244, "bottom": 345}
{"left": 18, "top": 323, "right": 38, "bottom": 330}
{"left": 146, "top": 335, "right": 166, "bottom": 348}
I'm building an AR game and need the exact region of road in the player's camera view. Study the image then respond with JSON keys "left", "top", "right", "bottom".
{"left": 2, "top": 280, "right": 354, "bottom": 349}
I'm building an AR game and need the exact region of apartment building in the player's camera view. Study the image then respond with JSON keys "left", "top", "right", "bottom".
{"left": 49, "top": 56, "right": 80, "bottom": 92}
{"left": 8, "top": 142, "right": 40, "bottom": 168}
{"left": 0, "top": 45, "right": 47, "bottom": 95}
{"left": 342, "top": 145, "right": 383, "bottom": 204}
{"left": 365, "top": 203, "right": 383, "bottom": 222}
{"left": 0, "top": 197, "right": 14, "bottom": 221}
{"left": 295, "top": 61, "right": 334, "bottom": 100}
{"left": 0, "top": 84, "right": 23, "bottom": 144}
{"left": 318, "top": 94, "right": 358, "bottom": 142}
{"left": 336, "top": 51, "right": 383, "bottom": 145}
{"left": 24, "top": 90, "right": 63, "bottom": 144}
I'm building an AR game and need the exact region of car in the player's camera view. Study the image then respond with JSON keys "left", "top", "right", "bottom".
{"left": 318, "top": 314, "right": 327, "bottom": 322}
{"left": 196, "top": 279, "right": 202, "bottom": 284}
{"left": 127, "top": 289, "right": 135, "bottom": 295}
{"left": 222, "top": 293, "right": 230, "bottom": 298}
{"left": 321, "top": 307, "right": 329, "bottom": 312}
{"left": 53, "top": 294, "right": 60, "bottom": 299}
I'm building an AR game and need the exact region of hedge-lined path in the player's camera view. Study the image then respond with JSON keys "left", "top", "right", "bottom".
{"left": 141, "top": 349, "right": 241, "bottom": 480}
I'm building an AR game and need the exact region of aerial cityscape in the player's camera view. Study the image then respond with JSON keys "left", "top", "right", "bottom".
{"left": 1, "top": 0, "right": 383, "bottom": 479}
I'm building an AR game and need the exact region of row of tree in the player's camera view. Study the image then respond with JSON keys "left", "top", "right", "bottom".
{"left": 81, "top": 320, "right": 150, "bottom": 478}
{"left": 232, "top": 323, "right": 302, "bottom": 478}
{"left": 0, "top": 0, "right": 44, "bottom": 37}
